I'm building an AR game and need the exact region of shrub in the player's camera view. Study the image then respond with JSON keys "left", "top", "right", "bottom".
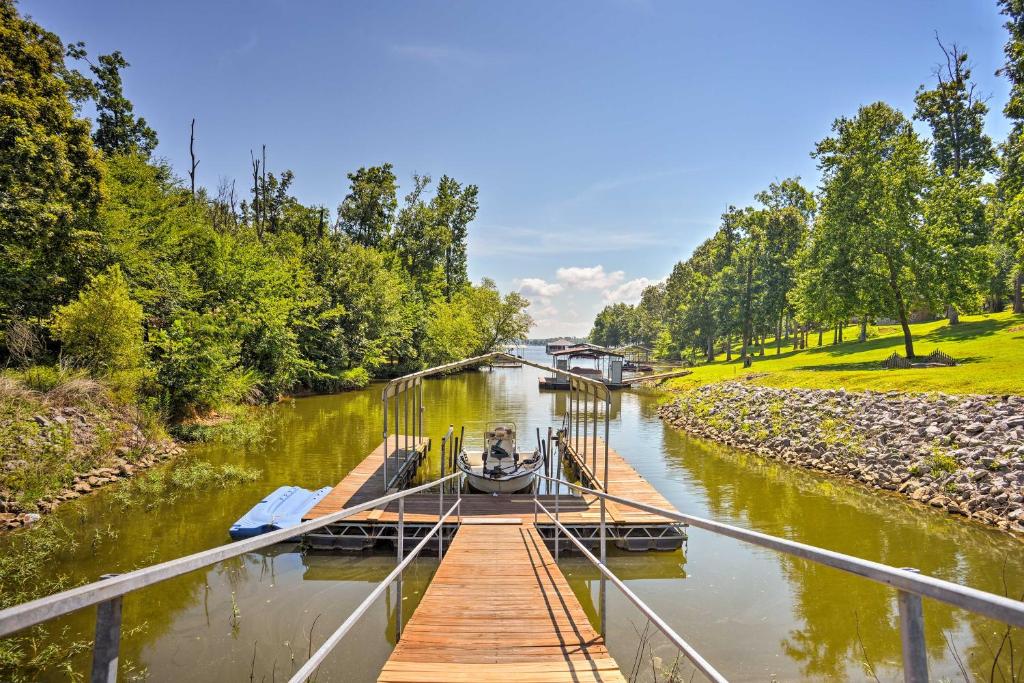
{"left": 150, "top": 312, "right": 247, "bottom": 417}
{"left": 338, "top": 367, "right": 370, "bottom": 389}
{"left": 50, "top": 265, "right": 144, "bottom": 373}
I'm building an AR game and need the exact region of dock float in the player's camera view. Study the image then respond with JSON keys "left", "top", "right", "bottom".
{"left": 379, "top": 521, "right": 625, "bottom": 682}
{"left": 304, "top": 437, "right": 686, "bottom": 551}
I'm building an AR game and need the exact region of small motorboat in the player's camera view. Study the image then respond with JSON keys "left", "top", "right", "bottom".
{"left": 457, "top": 423, "right": 543, "bottom": 494}
{"left": 229, "top": 485, "right": 331, "bottom": 540}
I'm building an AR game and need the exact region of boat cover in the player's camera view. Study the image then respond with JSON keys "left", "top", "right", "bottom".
{"left": 229, "top": 485, "right": 331, "bottom": 540}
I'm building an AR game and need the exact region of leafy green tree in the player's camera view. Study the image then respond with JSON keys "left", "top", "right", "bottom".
{"left": 336, "top": 164, "right": 397, "bottom": 248}
{"left": 0, "top": 0, "right": 104, "bottom": 323}
{"left": 914, "top": 38, "right": 996, "bottom": 177}
{"left": 150, "top": 312, "right": 251, "bottom": 417}
{"left": 997, "top": 0, "right": 1024, "bottom": 313}
{"left": 50, "top": 265, "right": 144, "bottom": 373}
{"left": 84, "top": 50, "right": 158, "bottom": 157}
{"left": 812, "top": 102, "right": 934, "bottom": 358}
{"left": 915, "top": 38, "right": 995, "bottom": 323}
{"left": 432, "top": 175, "right": 478, "bottom": 300}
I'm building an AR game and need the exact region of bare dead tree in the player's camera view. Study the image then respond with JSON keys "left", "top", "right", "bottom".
{"left": 250, "top": 150, "right": 262, "bottom": 237}
{"left": 189, "top": 118, "right": 200, "bottom": 199}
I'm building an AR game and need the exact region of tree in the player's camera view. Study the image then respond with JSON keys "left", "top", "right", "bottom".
{"left": 336, "top": 164, "right": 398, "bottom": 248}
{"left": 86, "top": 50, "right": 158, "bottom": 157}
{"left": 914, "top": 37, "right": 996, "bottom": 177}
{"left": 0, "top": 0, "right": 104, "bottom": 324}
{"left": 812, "top": 102, "right": 933, "bottom": 358}
{"left": 50, "top": 265, "right": 144, "bottom": 373}
{"left": 997, "top": 0, "right": 1024, "bottom": 313}
{"left": 432, "top": 175, "right": 478, "bottom": 300}
{"left": 915, "top": 37, "right": 995, "bottom": 323}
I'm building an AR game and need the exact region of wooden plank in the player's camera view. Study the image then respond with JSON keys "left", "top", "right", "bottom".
{"left": 379, "top": 525, "right": 626, "bottom": 682}
{"left": 303, "top": 437, "right": 426, "bottom": 521}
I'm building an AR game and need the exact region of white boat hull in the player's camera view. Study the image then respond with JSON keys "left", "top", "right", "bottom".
{"left": 462, "top": 468, "right": 538, "bottom": 494}
{"left": 457, "top": 448, "right": 543, "bottom": 494}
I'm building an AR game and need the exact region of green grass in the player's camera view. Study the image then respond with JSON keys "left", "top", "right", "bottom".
{"left": 665, "top": 311, "right": 1024, "bottom": 395}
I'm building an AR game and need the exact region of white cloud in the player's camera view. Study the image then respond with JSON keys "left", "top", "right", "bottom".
{"left": 556, "top": 265, "right": 624, "bottom": 290}
{"left": 602, "top": 277, "right": 661, "bottom": 304}
{"left": 517, "top": 277, "right": 564, "bottom": 298}
{"left": 531, "top": 303, "right": 559, "bottom": 318}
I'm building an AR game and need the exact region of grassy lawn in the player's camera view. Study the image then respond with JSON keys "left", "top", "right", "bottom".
{"left": 664, "top": 311, "right": 1024, "bottom": 396}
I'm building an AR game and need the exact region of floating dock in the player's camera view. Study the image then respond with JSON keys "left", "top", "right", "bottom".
{"left": 303, "top": 436, "right": 685, "bottom": 552}
{"left": 379, "top": 522, "right": 624, "bottom": 682}
{"left": 539, "top": 368, "right": 691, "bottom": 390}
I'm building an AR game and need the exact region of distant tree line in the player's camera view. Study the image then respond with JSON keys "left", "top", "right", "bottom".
{"left": 591, "top": 10, "right": 1024, "bottom": 363}
{"left": 0, "top": 1, "right": 531, "bottom": 417}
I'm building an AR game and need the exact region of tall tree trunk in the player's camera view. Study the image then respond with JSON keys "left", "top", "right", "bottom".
{"left": 817, "top": 326, "right": 823, "bottom": 347}
{"left": 833, "top": 324, "right": 838, "bottom": 345}
{"left": 838, "top": 323, "right": 843, "bottom": 343}
{"left": 726, "top": 334, "right": 732, "bottom": 362}
{"left": 1014, "top": 271, "right": 1023, "bottom": 314}
{"left": 776, "top": 314, "right": 783, "bottom": 355}
{"left": 886, "top": 257, "right": 916, "bottom": 358}
{"left": 859, "top": 315, "right": 867, "bottom": 343}
{"left": 946, "top": 303, "right": 959, "bottom": 325}
{"left": 706, "top": 335, "right": 715, "bottom": 363}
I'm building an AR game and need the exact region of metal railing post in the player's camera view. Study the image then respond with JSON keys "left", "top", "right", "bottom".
{"left": 573, "top": 383, "right": 580, "bottom": 451}
{"left": 898, "top": 568, "right": 928, "bottom": 683}
{"left": 90, "top": 574, "right": 122, "bottom": 683}
{"left": 603, "top": 399, "right": 610, "bottom": 493}
{"left": 592, "top": 387, "right": 598, "bottom": 476}
{"left": 396, "top": 496, "right": 404, "bottom": 641}
{"left": 554, "top": 474, "right": 560, "bottom": 562}
{"left": 403, "top": 381, "right": 409, "bottom": 462}
{"left": 393, "top": 394, "right": 399, "bottom": 482}
{"left": 383, "top": 393, "right": 389, "bottom": 491}
{"left": 600, "top": 497, "right": 607, "bottom": 638}
{"left": 582, "top": 387, "right": 588, "bottom": 465}
{"left": 439, "top": 477, "right": 445, "bottom": 560}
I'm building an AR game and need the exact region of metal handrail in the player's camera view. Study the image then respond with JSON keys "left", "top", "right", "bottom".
{"left": 534, "top": 471, "right": 1024, "bottom": 682}
{"left": 0, "top": 472, "right": 462, "bottom": 670}
{"left": 533, "top": 499, "right": 727, "bottom": 683}
{"left": 289, "top": 496, "right": 462, "bottom": 683}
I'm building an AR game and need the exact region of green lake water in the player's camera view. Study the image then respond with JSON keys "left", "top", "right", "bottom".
{"left": 5, "top": 346, "right": 1022, "bottom": 681}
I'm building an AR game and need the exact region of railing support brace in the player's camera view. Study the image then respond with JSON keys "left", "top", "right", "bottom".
{"left": 898, "top": 568, "right": 928, "bottom": 683}
{"left": 90, "top": 575, "right": 122, "bottom": 683}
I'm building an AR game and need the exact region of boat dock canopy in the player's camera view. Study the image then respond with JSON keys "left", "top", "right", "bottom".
{"left": 550, "top": 343, "right": 624, "bottom": 360}
{"left": 544, "top": 338, "right": 577, "bottom": 355}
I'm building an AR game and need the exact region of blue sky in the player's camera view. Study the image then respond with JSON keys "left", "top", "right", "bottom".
{"left": 24, "top": 0, "right": 1013, "bottom": 336}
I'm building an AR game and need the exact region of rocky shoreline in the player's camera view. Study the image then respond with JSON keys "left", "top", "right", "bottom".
{"left": 658, "top": 383, "right": 1024, "bottom": 536}
{"left": 1, "top": 405, "right": 184, "bottom": 531}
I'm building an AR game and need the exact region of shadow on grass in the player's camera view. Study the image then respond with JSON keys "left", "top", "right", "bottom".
{"left": 790, "top": 355, "right": 986, "bottom": 373}
{"left": 923, "top": 317, "right": 1019, "bottom": 343}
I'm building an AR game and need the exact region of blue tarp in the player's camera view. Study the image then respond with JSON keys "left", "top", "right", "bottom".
{"left": 229, "top": 485, "right": 331, "bottom": 540}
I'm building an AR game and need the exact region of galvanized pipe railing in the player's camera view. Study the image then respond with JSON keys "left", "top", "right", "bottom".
{"left": 0, "top": 472, "right": 462, "bottom": 680}
{"left": 289, "top": 495, "right": 462, "bottom": 683}
{"left": 383, "top": 352, "right": 612, "bottom": 492}
{"left": 534, "top": 471, "right": 1024, "bottom": 683}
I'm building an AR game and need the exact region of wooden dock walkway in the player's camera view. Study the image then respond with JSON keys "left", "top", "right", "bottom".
{"left": 562, "top": 437, "right": 677, "bottom": 525}
{"left": 618, "top": 368, "right": 692, "bottom": 386}
{"left": 379, "top": 522, "right": 625, "bottom": 683}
